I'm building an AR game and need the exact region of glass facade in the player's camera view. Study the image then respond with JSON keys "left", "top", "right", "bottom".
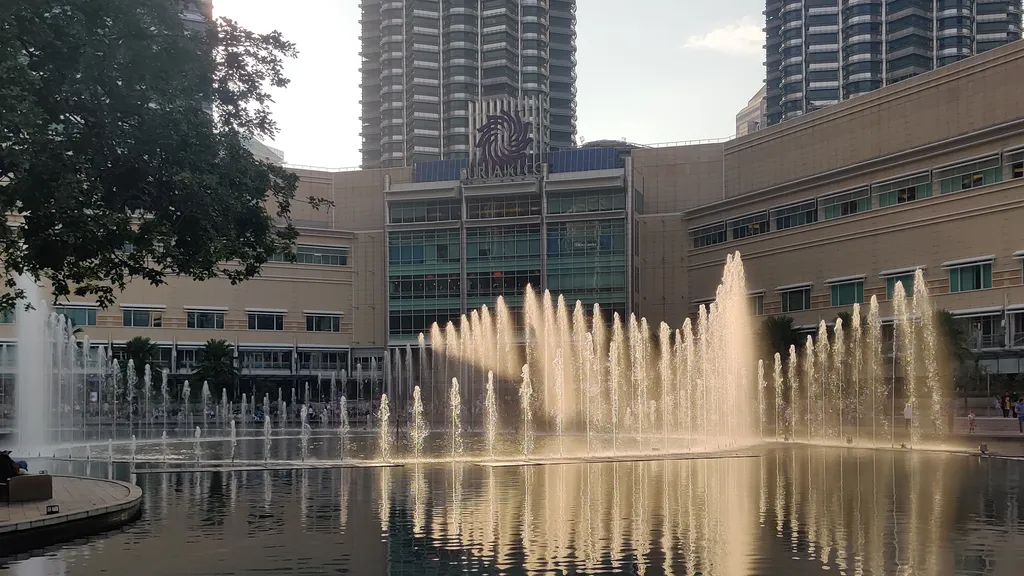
{"left": 387, "top": 179, "right": 628, "bottom": 340}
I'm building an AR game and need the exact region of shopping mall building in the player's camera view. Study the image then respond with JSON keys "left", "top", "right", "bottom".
{"left": 2, "top": 41, "right": 1023, "bottom": 405}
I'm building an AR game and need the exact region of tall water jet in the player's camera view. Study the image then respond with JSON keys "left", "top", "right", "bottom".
{"left": 13, "top": 276, "right": 50, "bottom": 449}
{"left": 300, "top": 405, "right": 311, "bottom": 461}
{"left": 157, "top": 366, "right": 166, "bottom": 432}
{"left": 410, "top": 386, "right": 427, "bottom": 460}
{"left": 201, "top": 381, "right": 210, "bottom": 430}
{"left": 377, "top": 394, "right": 391, "bottom": 462}
{"left": 553, "top": 349, "right": 566, "bottom": 456}
{"left": 448, "top": 378, "right": 462, "bottom": 459}
{"left": 519, "top": 364, "right": 533, "bottom": 459}
{"left": 893, "top": 281, "right": 914, "bottom": 445}
{"left": 609, "top": 313, "right": 624, "bottom": 453}
{"left": 773, "top": 353, "right": 783, "bottom": 440}
{"left": 193, "top": 426, "right": 202, "bottom": 462}
{"left": 483, "top": 373, "right": 497, "bottom": 459}
{"left": 143, "top": 364, "right": 152, "bottom": 429}
{"left": 803, "top": 336, "right": 815, "bottom": 440}
{"left": 867, "top": 296, "right": 884, "bottom": 443}
{"left": 851, "top": 304, "right": 862, "bottom": 439}
{"left": 659, "top": 322, "right": 673, "bottom": 449}
{"left": 833, "top": 318, "right": 845, "bottom": 441}
{"left": 338, "top": 396, "right": 350, "bottom": 459}
{"left": 815, "top": 321, "right": 830, "bottom": 441}
{"left": 182, "top": 380, "right": 192, "bottom": 430}
{"left": 913, "top": 268, "right": 943, "bottom": 435}
{"left": 229, "top": 420, "right": 237, "bottom": 461}
{"left": 263, "top": 394, "right": 271, "bottom": 462}
{"left": 161, "top": 430, "right": 169, "bottom": 460}
{"left": 220, "top": 388, "right": 228, "bottom": 428}
{"left": 757, "top": 360, "right": 766, "bottom": 440}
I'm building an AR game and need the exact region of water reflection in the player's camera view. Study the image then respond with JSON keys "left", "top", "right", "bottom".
{"left": 4, "top": 447, "right": 1024, "bottom": 575}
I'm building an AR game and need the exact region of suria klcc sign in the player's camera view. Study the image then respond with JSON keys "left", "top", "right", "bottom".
{"left": 464, "top": 106, "right": 545, "bottom": 181}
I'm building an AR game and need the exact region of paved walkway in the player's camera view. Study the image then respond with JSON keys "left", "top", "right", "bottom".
{"left": 0, "top": 475, "right": 141, "bottom": 535}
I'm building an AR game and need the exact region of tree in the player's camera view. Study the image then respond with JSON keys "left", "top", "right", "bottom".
{"left": 0, "top": 0, "right": 329, "bottom": 313}
{"left": 193, "top": 339, "right": 239, "bottom": 400}
{"left": 122, "top": 336, "right": 159, "bottom": 395}
{"left": 761, "top": 315, "right": 801, "bottom": 360}
{"left": 935, "top": 309, "right": 976, "bottom": 389}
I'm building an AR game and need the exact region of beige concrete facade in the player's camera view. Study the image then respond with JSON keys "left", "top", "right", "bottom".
{"left": 633, "top": 40, "right": 1024, "bottom": 372}
{"left": 0, "top": 166, "right": 412, "bottom": 383}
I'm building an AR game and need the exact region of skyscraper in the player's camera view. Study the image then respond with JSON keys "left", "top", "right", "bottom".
{"left": 764, "top": 0, "right": 1023, "bottom": 126}
{"left": 359, "top": 0, "right": 578, "bottom": 169}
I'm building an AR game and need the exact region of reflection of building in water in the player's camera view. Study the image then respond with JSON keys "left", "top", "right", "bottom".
{"left": 383, "top": 459, "right": 758, "bottom": 575}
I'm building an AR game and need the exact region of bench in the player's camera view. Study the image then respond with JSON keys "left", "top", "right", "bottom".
{"left": 0, "top": 474, "right": 54, "bottom": 504}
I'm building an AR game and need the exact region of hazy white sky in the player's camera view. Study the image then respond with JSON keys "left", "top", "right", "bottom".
{"left": 213, "top": 0, "right": 765, "bottom": 168}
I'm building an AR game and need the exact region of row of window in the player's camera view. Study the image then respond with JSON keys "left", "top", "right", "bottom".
{"left": 771, "top": 259, "right": 1002, "bottom": 314}
{"left": 269, "top": 244, "right": 350, "bottom": 267}
{"left": 4, "top": 307, "right": 347, "bottom": 333}
{"left": 388, "top": 189, "right": 627, "bottom": 225}
{"left": 690, "top": 149, "right": 1023, "bottom": 249}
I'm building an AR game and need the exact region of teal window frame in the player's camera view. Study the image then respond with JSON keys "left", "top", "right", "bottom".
{"left": 388, "top": 198, "right": 461, "bottom": 224}
{"left": 935, "top": 157, "right": 1001, "bottom": 194}
{"left": 780, "top": 288, "right": 811, "bottom": 313}
{"left": 0, "top": 309, "right": 13, "bottom": 324}
{"left": 874, "top": 173, "right": 932, "bottom": 208}
{"left": 690, "top": 222, "right": 726, "bottom": 248}
{"left": 728, "top": 212, "right": 770, "bottom": 239}
{"left": 948, "top": 262, "right": 993, "bottom": 293}
{"left": 822, "top": 189, "right": 870, "bottom": 220}
{"left": 771, "top": 200, "right": 817, "bottom": 230}
{"left": 1005, "top": 150, "right": 1024, "bottom": 179}
{"left": 884, "top": 274, "right": 915, "bottom": 300}
{"left": 830, "top": 281, "right": 864, "bottom": 307}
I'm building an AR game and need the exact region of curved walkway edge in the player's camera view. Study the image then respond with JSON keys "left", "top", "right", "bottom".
{"left": 0, "top": 475, "right": 142, "bottom": 557}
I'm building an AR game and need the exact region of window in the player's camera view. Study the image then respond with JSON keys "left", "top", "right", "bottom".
{"left": 934, "top": 157, "right": 1001, "bottom": 194}
{"left": 1005, "top": 149, "right": 1024, "bottom": 179}
{"left": 822, "top": 189, "right": 870, "bottom": 220}
{"left": 771, "top": 200, "right": 817, "bottom": 231}
{"left": 690, "top": 222, "right": 726, "bottom": 249}
{"left": 241, "top": 350, "right": 292, "bottom": 370}
{"left": 187, "top": 311, "right": 224, "bottom": 329}
{"left": 466, "top": 194, "right": 541, "bottom": 219}
{"left": 299, "top": 350, "right": 346, "bottom": 371}
{"left": 547, "top": 188, "right": 626, "bottom": 215}
{"left": 54, "top": 306, "right": 97, "bottom": 327}
{"left": 270, "top": 244, "right": 349, "bottom": 266}
{"left": 727, "top": 212, "right": 769, "bottom": 240}
{"left": 780, "top": 287, "right": 811, "bottom": 313}
{"left": 469, "top": 224, "right": 543, "bottom": 261}
{"left": 122, "top": 309, "right": 162, "bottom": 327}
{"left": 949, "top": 262, "right": 993, "bottom": 292}
{"left": 874, "top": 173, "right": 932, "bottom": 207}
{"left": 749, "top": 294, "right": 764, "bottom": 316}
{"left": 0, "top": 309, "right": 13, "bottom": 324}
{"left": 305, "top": 314, "right": 341, "bottom": 332}
{"left": 884, "top": 274, "right": 915, "bottom": 300}
{"left": 248, "top": 313, "right": 284, "bottom": 331}
{"left": 964, "top": 315, "right": 1003, "bottom": 349}
{"left": 389, "top": 198, "right": 461, "bottom": 223}
{"left": 830, "top": 281, "right": 864, "bottom": 307}
{"left": 389, "top": 229, "right": 461, "bottom": 266}
{"left": 176, "top": 349, "right": 203, "bottom": 372}
{"left": 546, "top": 221, "right": 625, "bottom": 258}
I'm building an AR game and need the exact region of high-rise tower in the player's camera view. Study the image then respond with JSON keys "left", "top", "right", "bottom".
{"left": 359, "top": 0, "right": 579, "bottom": 169}
{"left": 764, "top": 0, "right": 1022, "bottom": 126}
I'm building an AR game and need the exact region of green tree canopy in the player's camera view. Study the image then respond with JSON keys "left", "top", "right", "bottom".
{"left": 122, "top": 336, "right": 159, "bottom": 392}
{"left": 1, "top": 0, "right": 324, "bottom": 311}
{"left": 193, "top": 338, "right": 238, "bottom": 399}
{"left": 761, "top": 315, "right": 801, "bottom": 360}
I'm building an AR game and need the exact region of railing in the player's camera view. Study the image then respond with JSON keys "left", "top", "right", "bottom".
{"left": 1013, "top": 332, "right": 1024, "bottom": 347}
{"left": 640, "top": 136, "right": 735, "bottom": 148}
{"left": 282, "top": 163, "right": 362, "bottom": 173}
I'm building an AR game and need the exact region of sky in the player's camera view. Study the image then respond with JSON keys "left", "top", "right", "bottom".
{"left": 213, "top": 0, "right": 766, "bottom": 168}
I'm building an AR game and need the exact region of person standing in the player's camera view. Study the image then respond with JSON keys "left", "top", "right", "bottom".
{"left": 1003, "top": 394, "right": 1012, "bottom": 418}
{"left": 1017, "top": 398, "right": 1024, "bottom": 434}
{"left": 903, "top": 401, "right": 913, "bottom": 432}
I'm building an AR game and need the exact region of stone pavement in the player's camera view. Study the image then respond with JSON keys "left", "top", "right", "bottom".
{"left": 0, "top": 475, "right": 141, "bottom": 535}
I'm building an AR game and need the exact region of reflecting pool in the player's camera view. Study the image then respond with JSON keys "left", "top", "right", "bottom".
{"left": 3, "top": 445, "right": 1024, "bottom": 575}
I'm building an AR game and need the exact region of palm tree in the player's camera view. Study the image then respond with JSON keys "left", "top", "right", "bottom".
{"left": 122, "top": 336, "right": 160, "bottom": 398}
{"left": 193, "top": 339, "right": 239, "bottom": 400}
{"left": 762, "top": 315, "right": 801, "bottom": 360}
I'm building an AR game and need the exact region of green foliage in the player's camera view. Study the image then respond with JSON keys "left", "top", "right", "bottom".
{"left": 193, "top": 339, "right": 239, "bottom": 399}
{"left": 935, "top": 309, "right": 974, "bottom": 369}
{"left": 122, "top": 336, "right": 159, "bottom": 392}
{"left": 761, "top": 315, "right": 801, "bottom": 360}
{"left": 0, "top": 0, "right": 327, "bottom": 312}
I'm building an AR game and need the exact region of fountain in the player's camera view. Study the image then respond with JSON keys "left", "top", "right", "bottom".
{"left": 161, "top": 430, "right": 169, "bottom": 460}
{"left": 263, "top": 394, "right": 271, "bottom": 462}
{"left": 378, "top": 394, "right": 391, "bottom": 462}
{"left": 483, "top": 372, "right": 497, "bottom": 458}
{"left": 144, "top": 364, "right": 152, "bottom": 430}
{"left": 449, "top": 378, "right": 462, "bottom": 459}
{"left": 410, "top": 386, "right": 427, "bottom": 460}
{"left": 182, "top": 380, "right": 191, "bottom": 430}
{"left": 519, "top": 364, "right": 533, "bottom": 459}
{"left": 193, "top": 426, "right": 202, "bottom": 462}
{"left": 338, "top": 396, "right": 350, "bottom": 459}
{"left": 299, "top": 404, "right": 310, "bottom": 461}
{"left": 229, "top": 420, "right": 237, "bottom": 461}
